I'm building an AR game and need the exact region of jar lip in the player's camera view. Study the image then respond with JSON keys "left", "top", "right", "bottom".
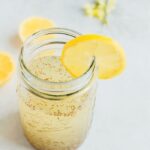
{"left": 19, "top": 27, "right": 96, "bottom": 96}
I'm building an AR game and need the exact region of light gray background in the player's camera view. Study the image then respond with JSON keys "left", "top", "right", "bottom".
{"left": 0, "top": 0, "right": 150, "bottom": 150}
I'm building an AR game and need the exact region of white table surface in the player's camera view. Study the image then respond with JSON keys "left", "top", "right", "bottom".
{"left": 0, "top": 0, "right": 150, "bottom": 150}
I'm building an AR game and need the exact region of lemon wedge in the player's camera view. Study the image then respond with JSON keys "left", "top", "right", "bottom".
{"left": 61, "top": 34, "right": 126, "bottom": 79}
{"left": 19, "top": 17, "right": 55, "bottom": 41}
{"left": 0, "top": 51, "right": 15, "bottom": 86}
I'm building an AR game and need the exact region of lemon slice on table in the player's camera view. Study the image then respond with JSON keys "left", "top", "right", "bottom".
{"left": 0, "top": 51, "right": 15, "bottom": 86}
{"left": 19, "top": 17, "right": 55, "bottom": 41}
{"left": 61, "top": 34, "right": 126, "bottom": 79}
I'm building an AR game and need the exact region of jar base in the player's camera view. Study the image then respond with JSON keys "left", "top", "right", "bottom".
{"left": 23, "top": 131, "right": 80, "bottom": 150}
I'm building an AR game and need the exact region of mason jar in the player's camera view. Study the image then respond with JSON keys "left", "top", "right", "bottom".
{"left": 17, "top": 28, "right": 98, "bottom": 150}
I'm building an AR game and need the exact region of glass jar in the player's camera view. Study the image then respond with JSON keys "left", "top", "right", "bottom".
{"left": 17, "top": 28, "right": 98, "bottom": 150}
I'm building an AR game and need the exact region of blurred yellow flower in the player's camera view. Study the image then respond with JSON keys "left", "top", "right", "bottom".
{"left": 84, "top": 0, "right": 116, "bottom": 24}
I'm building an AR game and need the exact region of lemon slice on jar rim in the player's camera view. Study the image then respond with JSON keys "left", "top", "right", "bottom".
{"left": 61, "top": 34, "right": 126, "bottom": 79}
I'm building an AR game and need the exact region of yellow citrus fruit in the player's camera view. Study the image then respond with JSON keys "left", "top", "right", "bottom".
{"left": 0, "top": 51, "right": 15, "bottom": 86}
{"left": 61, "top": 34, "right": 126, "bottom": 79}
{"left": 19, "top": 17, "right": 55, "bottom": 41}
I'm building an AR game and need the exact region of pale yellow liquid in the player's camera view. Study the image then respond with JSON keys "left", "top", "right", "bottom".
{"left": 18, "top": 55, "right": 96, "bottom": 150}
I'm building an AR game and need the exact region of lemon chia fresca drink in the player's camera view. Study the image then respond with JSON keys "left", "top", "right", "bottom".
{"left": 18, "top": 28, "right": 97, "bottom": 150}
{"left": 19, "top": 55, "right": 96, "bottom": 150}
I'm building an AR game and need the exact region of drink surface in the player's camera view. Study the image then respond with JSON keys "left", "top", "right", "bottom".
{"left": 29, "top": 56, "right": 73, "bottom": 82}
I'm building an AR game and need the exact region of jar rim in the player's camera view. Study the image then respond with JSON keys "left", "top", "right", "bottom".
{"left": 19, "top": 28, "right": 96, "bottom": 97}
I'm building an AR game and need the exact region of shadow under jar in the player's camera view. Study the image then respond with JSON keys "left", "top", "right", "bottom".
{"left": 17, "top": 28, "right": 98, "bottom": 150}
